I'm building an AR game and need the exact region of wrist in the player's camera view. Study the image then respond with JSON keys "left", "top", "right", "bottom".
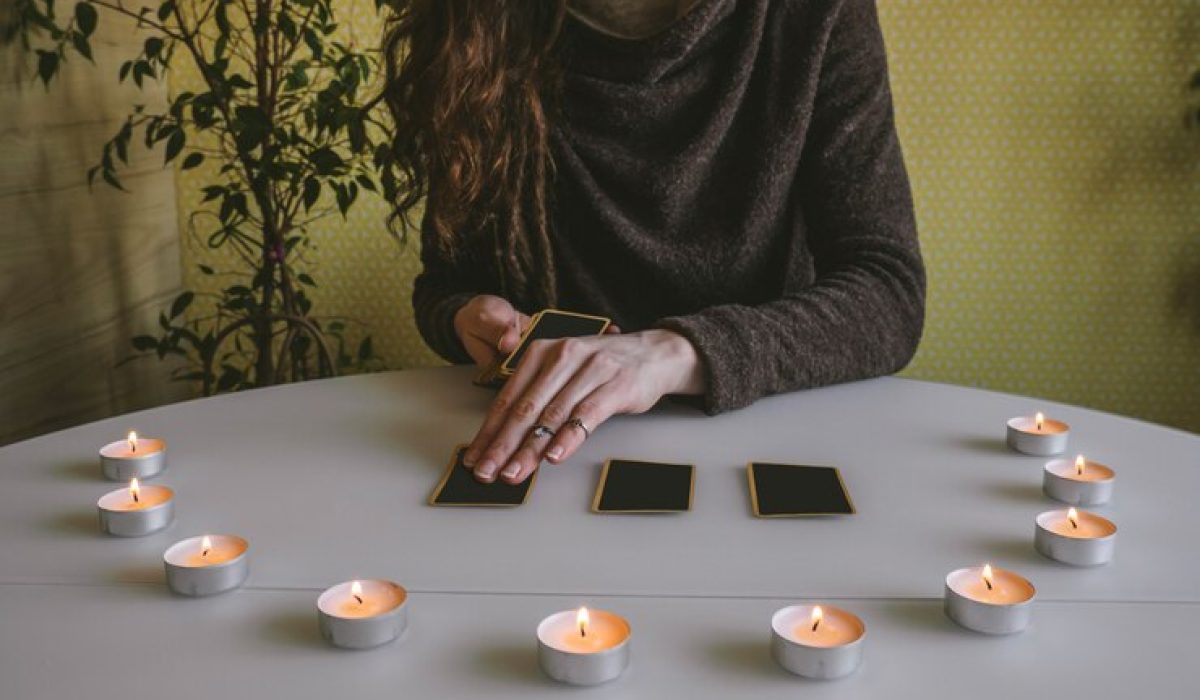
{"left": 645, "top": 329, "right": 705, "bottom": 396}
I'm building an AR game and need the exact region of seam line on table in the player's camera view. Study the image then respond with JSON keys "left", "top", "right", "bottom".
{"left": 2, "top": 580, "right": 1200, "bottom": 606}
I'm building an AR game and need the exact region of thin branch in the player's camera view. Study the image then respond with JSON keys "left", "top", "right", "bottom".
{"left": 88, "top": 0, "right": 184, "bottom": 40}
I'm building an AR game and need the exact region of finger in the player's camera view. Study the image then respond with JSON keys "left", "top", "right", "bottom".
{"left": 473, "top": 340, "right": 586, "bottom": 482}
{"left": 496, "top": 317, "right": 523, "bottom": 354}
{"left": 461, "top": 337, "right": 498, "bottom": 367}
{"left": 497, "top": 311, "right": 537, "bottom": 355}
{"left": 498, "top": 427, "right": 556, "bottom": 484}
{"left": 540, "top": 355, "right": 620, "bottom": 464}
{"left": 544, "top": 380, "right": 624, "bottom": 465}
{"left": 463, "top": 348, "right": 546, "bottom": 470}
{"left": 457, "top": 298, "right": 521, "bottom": 366}
{"left": 605, "top": 324, "right": 621, "bottom": 334}
{"left": 469, "top": 310, "right": 519, "bottom": 351}
{"left": 500, "top": 355, "right": 612, "bottom": 480}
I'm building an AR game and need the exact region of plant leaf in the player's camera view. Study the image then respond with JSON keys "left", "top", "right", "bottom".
{"left": 36, "top": 51, "right": 59, "bottom": 87}
{"left": 144, "top": 37, "right": 164, "bottom": 58}
{"left": 169, "top": 291, "right": 194, "bottom": 319}
{"left": 71, "top": 33, "right": 93, "bottom": 62}
{"left": 131, "top": 335, "right": 158, "bottom": 351}
{"left": 302, "top": 176, "right": 320, "bottom": 210}
{"left": 164, "top": 129, "right": 185, "bottom": 164}
{"left": 75, "top": 3, "right": 98, "bottom": 36}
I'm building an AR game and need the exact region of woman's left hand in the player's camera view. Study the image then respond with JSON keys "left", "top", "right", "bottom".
{"left": 462, "top": 329, "right": 706, "bottom": 484}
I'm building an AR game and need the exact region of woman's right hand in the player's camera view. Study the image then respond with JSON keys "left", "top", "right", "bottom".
{"left": 453, "top": 295, "right": 533, "bottom": 368}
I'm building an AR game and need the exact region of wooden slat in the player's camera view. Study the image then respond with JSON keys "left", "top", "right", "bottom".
{"left": 0, "top": 13, "right": 189, "bottom": 445}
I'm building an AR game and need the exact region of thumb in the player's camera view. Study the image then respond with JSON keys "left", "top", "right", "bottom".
{"left": 496, "top": 317, "right": 524, "bottom": 354}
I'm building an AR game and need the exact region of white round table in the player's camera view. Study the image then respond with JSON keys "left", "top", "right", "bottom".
{"left": 1, "top": 366, "right": 1195, "bottom": 698}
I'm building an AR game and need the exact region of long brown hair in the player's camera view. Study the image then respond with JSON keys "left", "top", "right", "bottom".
{"left": 382, "top": 0, "right": 567, "bottom": 307}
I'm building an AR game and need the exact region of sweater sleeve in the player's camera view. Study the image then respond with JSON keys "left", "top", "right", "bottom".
{"left": 655, "top": 0, "right": 926, "bottom": 414}
{"left": 411, "top": 215, "right": 498, "bottom": 365}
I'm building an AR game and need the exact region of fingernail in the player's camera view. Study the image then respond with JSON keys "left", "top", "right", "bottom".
{"left": 500, "top": 463, "right": 520, "bottom": 480}
{"left": 475, "top": 459, "right": 496, "bottom": 481}
{"left": 463, "top": 450, "right": 477, "bottom": 467}
{"left": 547, "top": 446, "right": 563, "bottom": 460}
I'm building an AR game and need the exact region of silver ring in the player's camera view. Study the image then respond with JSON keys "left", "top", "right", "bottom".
{"left": 566, "top": 417, "right": 591, "bottom": 439}
{"left": 531, "top": 424, "right": 555, "bottom": 440}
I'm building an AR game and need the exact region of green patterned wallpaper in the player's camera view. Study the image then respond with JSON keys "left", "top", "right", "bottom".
{"left": 882, "top": 0, "right": 1199, "bottom": 433}
{"left": 173, "top": 0, "right": 1200, "bottom": 432}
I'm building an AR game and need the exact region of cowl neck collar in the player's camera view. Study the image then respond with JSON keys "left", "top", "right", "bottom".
{"left": 561, "top": 0, "right": 736, "bottom": 84}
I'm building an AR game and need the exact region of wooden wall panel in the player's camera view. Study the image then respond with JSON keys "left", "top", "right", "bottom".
{"left": 0, "top": 14, "right": 189, "bottom": 445}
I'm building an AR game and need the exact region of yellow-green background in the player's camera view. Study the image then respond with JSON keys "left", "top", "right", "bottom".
{"left": 175, "top": 0, "right": 1200, "bottom": 433}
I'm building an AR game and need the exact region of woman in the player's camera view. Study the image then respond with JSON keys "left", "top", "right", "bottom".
{"left": 382, "top": 0, "right": 925, "bottom": 485}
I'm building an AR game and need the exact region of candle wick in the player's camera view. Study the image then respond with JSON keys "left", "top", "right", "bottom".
{"left": 580, "top": 625, "right": 586, "bottom": 638}
{"left": 811, "top": 619, "right": 820, "bottom": 632}
{"left": 132, "top": 491, "right": 139, "bottom": 504}
{"left": 985, "top": 579, "right": 993, "bottom": 591}
{"left": 354, "top": 594, "right": 364, "bottom": 605}
{"left": 201, "top": 549, "right": 209, "bottom": 558}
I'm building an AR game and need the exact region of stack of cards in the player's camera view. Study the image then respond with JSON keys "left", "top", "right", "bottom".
{"left": 474, "top": 309, "right": 611, "bottom": 388}
{"left": 429, "top": 446, "right": 854, "bottom": 518}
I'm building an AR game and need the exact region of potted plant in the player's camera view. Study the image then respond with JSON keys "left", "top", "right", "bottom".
{"left": 10, "top": 0, "right": 401, "bottom": 393}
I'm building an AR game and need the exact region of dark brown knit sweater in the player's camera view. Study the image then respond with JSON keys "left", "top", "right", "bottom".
{"left": 412, "top": 0, "right": 925, "bottom": 414}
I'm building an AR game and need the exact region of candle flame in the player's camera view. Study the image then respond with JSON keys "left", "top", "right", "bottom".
{"left": 1068, "top": 507, "right": 1079, "bottom": 529}
{"left": 200, "top": 535, "right": 212, "bottom": 558}
{"left": 982, "top": 564, "right": 994, "bottom": 591}
{"left": 577, "top": 607, "right": 589, "bottom": 638}
{"left": 127, "top": 431, "right": 138, "bottom": 453}
{"left": 1075, "top": 455, "right": 1086, "bottom": 476}
{"left": 1034, "top": 413, "right": 1045, "bottom": 431}
{"left": 129, "top": 478, "right": 140, "bottom": 504}
{"left": 351, "top": 580, "right": 364, "bottom": 605}
{"left": 811, "top": 605, "right": 823, "bottom": 632}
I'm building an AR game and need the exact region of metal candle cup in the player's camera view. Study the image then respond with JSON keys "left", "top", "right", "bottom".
{"left": 537, "top": 608, "right": 631, "bottom": 686}
{"left": 97, "top": 481, "right": 174, "bottom": 537}
{"left": 1035, "top": 508, "right": 1117, "bottom": 566}
{"left": 770, "top": 604, "right": 865, "bottom": 680}
{"left": 1043, "top": 456, "right": 1114, "bottom": 506}
{"left": 944, "top": 565, "right": 1035, "bottom": 635}
{"left": 99, "top": 433, "right": 167, "bottom": 481}
{"left": 1006, "top": 414, "right": 1069, "bottom": 456}
{"left": 163, "top": 535, "right": 249, "bottom": 596}
{"left": 317, "top": 579, "right": 409, "bottom": 649}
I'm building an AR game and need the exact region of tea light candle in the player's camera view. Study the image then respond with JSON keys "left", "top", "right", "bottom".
{"left": 99, "top": 431, "right": 167, "bottom": 481}
{"left": 1043, "top": 455, "right": 1115, "bottom": 505}
{"left": 317, "top": 579, "right": 409, "bottom": 649}
{"left": 163, "top": 535, "right": 249, "bottom": 596}
{"left": 1035, "top": 507, "right": 1117, "bottom": 566}
{"left": 944, "top": 564, "right": 1035, "bottom": 635}
{"left": 1006, "top": 412, "right": 1069, "bottom": 456}
{"left": 97, "top": 478, "right": 174, "bottom": 537}
{"left": 770, "top": 604, "right": 865, "bottom": 680}
{"left": 537, "top": 607, "right": 631, "bottom": 686}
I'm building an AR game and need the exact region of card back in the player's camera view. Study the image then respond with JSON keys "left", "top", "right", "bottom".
{"left": 747, "top": 462, "right": 855, "bottom": 517}
{"left": 501, "top": 309, "right": 611, "bottom": 375}
{"left": 430, "top": 445, "right": 536, "bottom": 507}
{"left": 592, "top": 459, "right": 695, "bottom": 513}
